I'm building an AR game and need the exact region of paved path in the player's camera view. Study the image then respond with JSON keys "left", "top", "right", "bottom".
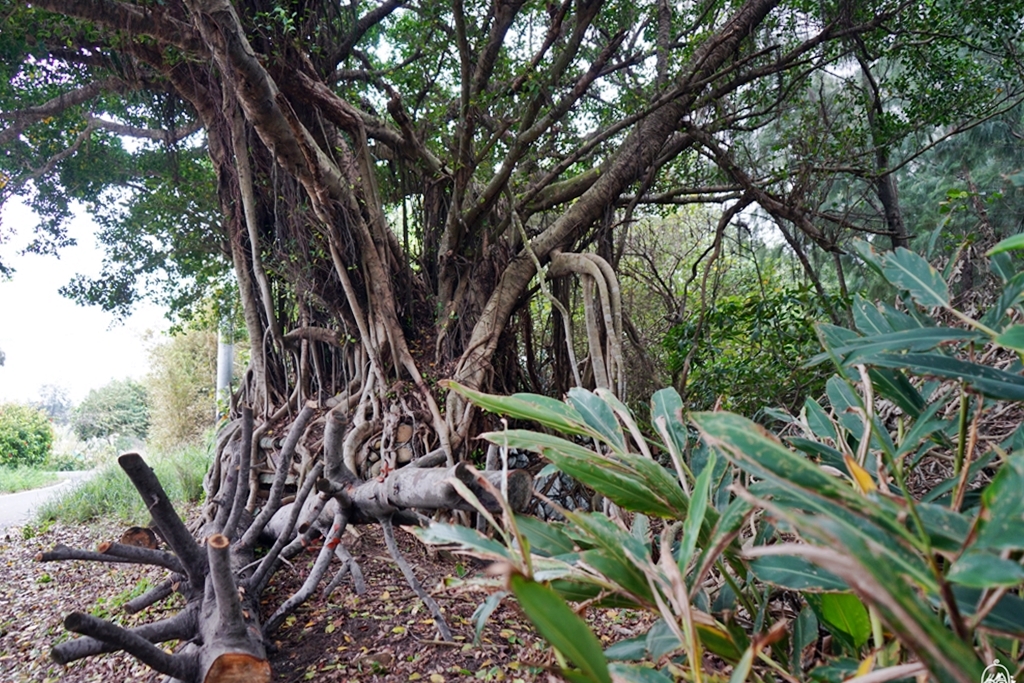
{"left": 0, "top": 471, "right": 96, "bottom": 529}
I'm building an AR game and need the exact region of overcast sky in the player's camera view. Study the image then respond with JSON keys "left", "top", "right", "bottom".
{"left": 0, "top": 199, "right": 168, "bottom": 405}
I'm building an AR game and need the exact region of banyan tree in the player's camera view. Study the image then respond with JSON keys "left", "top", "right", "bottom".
{"left": 0, "top": 0, "right": 938, "bottom": 678}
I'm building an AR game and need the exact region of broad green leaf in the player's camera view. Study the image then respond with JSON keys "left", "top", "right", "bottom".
{"left": 749, "top": 555, "right": 848, "bottom": 592}
{"left": 882, "top": 248, "right": 950, "bottom": 308}
{"left": 914, "top": 503, "right": 970, "bottom": 552}
{"left": 651, "top": 387, "right": 688, "bottom": 457}
{"left": 792, "top": 606, "right": 818, "bottom": 674}
{"left": 607, "top": 663, "right": 673, "bottom": 683}
{"left": 485, "top": 429, "right": 692, "bottom": 519}
{"left": 947, "top": 552, "right": 1024, "bottom": 588}
{"left": 826, "top": 376, "right": 864, "bottom": 437}
{"left": 994, "top": 325, "right": 1024, "bottom": 352}
{"left": 415, "top": 522, "right": 512, "bottom": 561}
{"left": 852, "top": 295, "right": 892, "bottom": 335}
{"left": 849, "top": 240, "right": 886, "bottom": 276}
{"left": 987, "top": 233, "right": 1024, "bottom": 255}
{"left": 828, "top": 328, "right": 984, "bottom": 363}
{"left": 809, "top": 593, "right": 871, "bottom": 650}
{"left": 515, "top": 515, "right": 576, "bottom": 557}
{"left": 604, "top": 635, "right": 646, "bottom": 661}
{"left": 568, "top": 388, "right": 626, "bottom": 450}
{"left": 509, "top": 573, "right": 611, "bottom": 683}
{"left": 645, "top": 619, "right": 682, "bottom": 659}
{"left": 802, "top": 397, "right": 836, "bottom": 441}
{"left": 448, "top": 382, "right": 589, "bottom": 436}
{"left": 868, "top": 368, "right": 926, "bottom": 419}
{"left": 859, "top": 352, "right": 1024, "bottom": 401}
{"left": 974, "top": 455, "right": 1024, "bottom": 552}
{"left": 878, "top": 302, "right": 923, "bottom": 332}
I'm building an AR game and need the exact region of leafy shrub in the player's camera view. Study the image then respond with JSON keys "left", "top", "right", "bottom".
{"left": 424, "top": 239, "right": 1024, "bottom": 683}
{"left": 664, "top": 284, "right": 844, "bottom": 415}
{"left": 73, "top": 378, "right": 150, "bottom": 441}
{"left": 0, "top": 402, "right": 54, "bottom": 467}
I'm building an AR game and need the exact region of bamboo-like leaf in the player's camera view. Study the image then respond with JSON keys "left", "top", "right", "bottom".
{"left": 749, "top": 555, "right": 848, "bottom": 592}
{"left": 803, "top": 397, "right": 837, "bottom": 441}
{"left": 792, "top": 606, "right": 818, "bottom": 674}
{"left": 994, "top": 325, "right": 1024, "bottom": 352}
{"left": 882, "top": 248, "right": 950, "bottom": 308}
{"left": 858, "top": 352, "right": 1024, "bottom": 401}
{"left": 608, "top": 663, "right": 674, "bottom": 683}
{"left": 829, "top": 328, "right": 983, "bottom": 363}
{"left": 810, "top": 593, "right": 871, "bottom": 650}
{"left": 987, "top": 233, "right": 1024, "bottom": 255}
{"left": 515, "top": 515, "right": 576, "bottom": 557}
{"left": 974, "top": 454, "right": 1024, "bottom": 552}
{"left": 509, "top": 572, "right": 612, "bottom": 683}
{"left": 471, "top": 591, "right": 508, "bottom": 644}
{"left": 651, "top": 388, "right": 688, "bottom": 457}
{"left": 568, "top": 388, "right": 626, "bottom": 450}
{"left": 415, "top": 523, "right": 513, "bottom": 561}
{"left": 947, "top": 552, "right": 1024, "bottom": 588}
{"left": 853, "top": 295, "right": 893, "bottom": 335}
{"left": 447, "top": 381, "right": 590, "bottom": 436}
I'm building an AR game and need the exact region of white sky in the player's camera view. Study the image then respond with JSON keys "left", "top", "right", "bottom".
{"left": 0, "top": 199, "right": 169, "bottom": 405}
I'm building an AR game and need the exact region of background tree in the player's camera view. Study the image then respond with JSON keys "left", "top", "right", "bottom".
{"left": 145, "top": 326, "right": 220, "bottom": 451}
{"left": 0, "top": 402, "right": 54, "bottom": 467}
{"left": 72, "top": 378, "right": 150, "bottom": 442}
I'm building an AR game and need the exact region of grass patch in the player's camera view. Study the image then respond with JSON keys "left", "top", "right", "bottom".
{"left": 35, "top": 439, "right": 213, "bottom": 525}
{"left": 0, "top": 467, "right": 60, "bottom": 494}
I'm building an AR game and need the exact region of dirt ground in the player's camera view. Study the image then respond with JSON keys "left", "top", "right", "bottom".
{"left": 0, "top": 517, "right": 650, "bottom": 682}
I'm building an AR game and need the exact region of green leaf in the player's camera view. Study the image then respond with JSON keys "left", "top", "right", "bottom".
{"left": 447, "top": 382, "right": 589, "bottom": 437}
{"left": 882, "top": 248, "right": 950, "bottom": 308}
{"left": 987, "top": 233, "right": 1024, "bottom": 255}
{"left": 974, "top": 455, "right": 1024, "bottom": 552}
{"left": 951, "top": 586, "right": 1024, "bottom": 637}
{"left": 947, "top": 552, "right": 1024, "bottom": 588}
{"left": 802, "top": 397, "right": 837, "bottom": 441}
{"left": 828, "top": 328, "right": 984, "bottom": 363}
{"left": 607, "top": 663, "right": 674, "bottom": 683}
{"left": 645, "top": 619, "right": 682, "bottom": 659}
{"left": 509, "top": 573, "right": 611, "bottom": 683}
{"left": 651, "top": 388, "right": 688, "bottom": 456}
{"left": 980, "top": 273, "right": 1024, "bottom": 328}
{"left": 568, "top": 388, "right": 626, "bottom": 450}
{"left": 604, "top": 635, "right": 647, "bottom": 661}
{"left": 414, "top": 523, "right": 512, "bottom": 561}
{"left": 994, "top": 325, "right": 1024, "bottom": 352}
{"left": 515, "top": 515, "right": 576, "bottom": 557}
{"left": 470, "top": 591, "right": 507, "bottom": 644}
{"left": 852, "top": 295, "right": 893, "bottom": 335}
{"left": 677, "top": 451, "right": 715, "bottom": 574}
{"left": 859, "top": 352, "right": 1024, "bottom": 401}
{"left": 792, "top": 606, "right": 818, "bottom": 674}
{"left": 810, "top": 593, "right": 871, "bottom": 650}
{"left": 749, "top": 555, "right": 848, "bottom": 592}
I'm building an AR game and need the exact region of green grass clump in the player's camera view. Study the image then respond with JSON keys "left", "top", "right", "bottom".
{"left": 35, "top": 440, "right": 212, "bottom": 525}
{"left": 0, "top": 467, "right": 60, "bottom": 494}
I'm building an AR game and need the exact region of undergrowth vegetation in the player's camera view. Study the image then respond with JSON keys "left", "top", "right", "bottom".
{"left": 423, "top": 238, "right": 1024, "bottom": 683}
{"left": 35, "top": 437, "right": 212, "bottom": 525}
{"left": 0, "top": 466, "right": 59, "bottom": 494}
